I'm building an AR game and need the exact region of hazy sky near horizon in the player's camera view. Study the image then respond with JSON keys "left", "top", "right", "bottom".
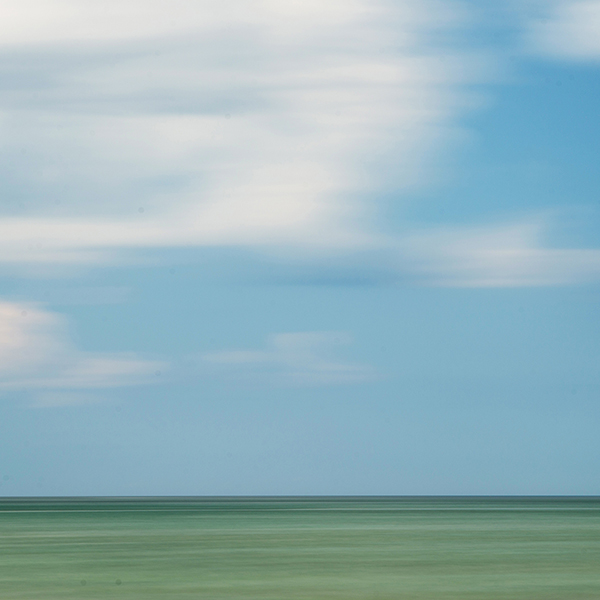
{"left": 1, "top": 0, "right": 600, "bottom": 496}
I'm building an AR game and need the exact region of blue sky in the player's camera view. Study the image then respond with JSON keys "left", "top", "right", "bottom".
{"left": 1, "top": 0, "right": 600, "bottom": 495}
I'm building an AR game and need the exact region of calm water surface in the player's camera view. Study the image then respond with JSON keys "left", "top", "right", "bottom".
{"left": 1, "top": 497, "right": 599, "bottom": 599}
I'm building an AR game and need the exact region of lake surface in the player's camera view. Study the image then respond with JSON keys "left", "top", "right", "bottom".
{"left": 1, "top": 497, "right": 599, "bottom": 599}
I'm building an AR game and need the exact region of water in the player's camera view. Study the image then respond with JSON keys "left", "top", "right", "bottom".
{"left": 1, "top": 497, "right": 599, "bottom": 599}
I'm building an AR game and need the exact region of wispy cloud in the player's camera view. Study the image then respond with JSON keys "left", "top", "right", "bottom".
{"left": 0, "top": 0, "right": 487, "bottom": 259}
{"left": 397, "top": 220, "right": 600, "bottom": 287}
{"left": 0, "top": 1, "right": 598, "bottom": 288}
{"left": 201, "top": 332, "right": 375, "bottom": 386}
{"left": 527, "top": 0, "right": 600, "bottom": 59}
{"left": 0, "top": 301, "right": 164, "bottom": 404}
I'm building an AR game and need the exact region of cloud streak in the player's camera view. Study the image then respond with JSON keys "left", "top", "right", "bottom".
{"left": 0, "top": 1, "right": 598, "bottom": 287}
{"left": 202, "top": 332, "right": 375, "bottom": 386}
{"left": 397, "top": 221, "right": 600, "bottom": 287}
{"left": 0, "top": 301, "right": 164, "bottom": 403}
{"left": 0, "top": 1, "right": 485, "bottom": 256}
{"left": 528, "top": 1, "right": 600, "bottom": 59}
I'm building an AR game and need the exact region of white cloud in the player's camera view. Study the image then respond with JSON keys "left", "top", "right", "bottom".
{"left": 0, "top": 301, "right": 164, "bottom": 402}
{"left": 0, "top": 0, "right": 487, "bottom": 261}
{"left": 0, "top": 1, "right": 598, "bottom": 288}
{"left": 202, "top": 332, "right": 375, "bottom": 385}
{"left": 0, "top": 0, "right": 382, "bottom": 46}
{"left": 397, "top": 220, "right": 600, "bottom": 287}
{"left": 528, "top": 1, "right": 600, "bottom": 59}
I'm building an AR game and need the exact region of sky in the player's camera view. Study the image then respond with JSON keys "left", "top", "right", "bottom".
{"left": 1, "top": 0, "right": 600, "bottom": 496}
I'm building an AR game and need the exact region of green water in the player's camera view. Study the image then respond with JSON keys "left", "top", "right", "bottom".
{"left": 1, "top": 497, "right": 599, "bottom": 599}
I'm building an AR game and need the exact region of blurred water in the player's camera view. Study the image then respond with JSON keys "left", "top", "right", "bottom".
{"left": 1, "top": 497, "right": 599, "bottom": 599}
